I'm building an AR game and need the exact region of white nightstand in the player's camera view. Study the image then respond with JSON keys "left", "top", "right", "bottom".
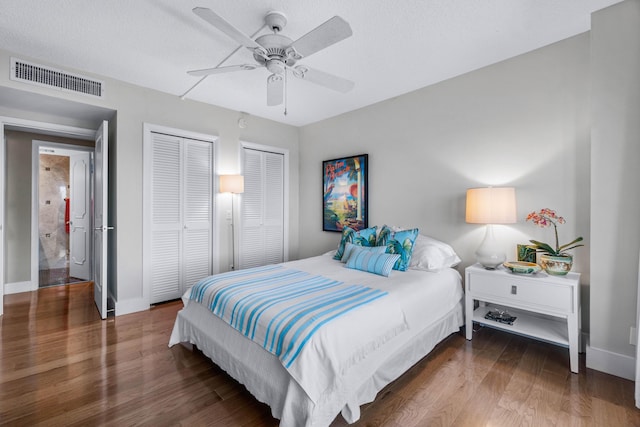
{"left": 465, "top": 263, "right": 580, "bottom": 373}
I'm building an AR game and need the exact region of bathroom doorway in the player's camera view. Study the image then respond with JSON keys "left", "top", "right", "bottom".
{"left": 36, "top": 143, "right": 92, "bottom": 288}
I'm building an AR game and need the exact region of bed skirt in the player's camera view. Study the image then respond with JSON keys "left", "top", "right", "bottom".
{"left": 169, "top": 299, "right": 464, "bottom": 426}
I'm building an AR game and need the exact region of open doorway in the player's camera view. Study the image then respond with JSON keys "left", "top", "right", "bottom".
{"left": 0, "top": 91, "right": 114, "bottom": 318}
{"left": 36, "top": 144, "right": 92, "bottom": 287}
{"left": 3, "top": 129, "right": 94, "bottom": 296}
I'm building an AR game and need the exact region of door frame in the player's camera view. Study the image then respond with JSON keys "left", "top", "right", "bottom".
{"left": 1, "top": 116, "right": 96, "bottom": 313}
{"left": 31, "top": 141, "right": 94, "bottom": 290}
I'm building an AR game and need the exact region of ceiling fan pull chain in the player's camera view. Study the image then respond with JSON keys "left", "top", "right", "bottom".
{"left": 284, "top": 69, "right": 288, "bottom": 116}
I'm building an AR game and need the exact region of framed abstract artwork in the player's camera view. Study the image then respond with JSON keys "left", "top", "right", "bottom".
{"left": 322, "top": 154, "right": 368, "bottom": 232}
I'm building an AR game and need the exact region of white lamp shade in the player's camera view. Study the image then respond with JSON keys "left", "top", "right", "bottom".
{"left": 465, "top": 187, "right": 517, "bottom": 224}
{"left": 219, "top": 175, "right": 244, "bottom": 194}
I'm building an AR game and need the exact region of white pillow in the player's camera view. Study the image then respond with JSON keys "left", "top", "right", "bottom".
{"left": 409, "top": 234, "right": 461, "bottom": 271}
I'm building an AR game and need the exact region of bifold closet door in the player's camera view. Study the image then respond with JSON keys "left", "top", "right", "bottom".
{"left": 150, "top": 133, "right": 212, "bottom": 303}
{"left": 239, "top": 148, "right": 284, "bottom": 269}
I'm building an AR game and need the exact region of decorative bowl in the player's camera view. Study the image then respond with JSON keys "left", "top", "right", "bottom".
{"left": 503, "top": 261, "right": 541, "bottom": 275}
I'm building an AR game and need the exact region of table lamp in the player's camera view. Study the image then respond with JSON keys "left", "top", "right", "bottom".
{"left": 466, "top": 187, "right": 516, "bottom": 269}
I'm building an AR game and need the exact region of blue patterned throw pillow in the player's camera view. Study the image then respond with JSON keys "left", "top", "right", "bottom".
{"left": 345, "top": 247, "right": 401, "bottom": 277}
{"left": 341, "top": 242, "right": 387, "bottom": 263}
{"left": 376, "top": 226, "right": 419, "bottom": 271}
{"left": 334, "top": 226, "right": 377, "bottom": 260}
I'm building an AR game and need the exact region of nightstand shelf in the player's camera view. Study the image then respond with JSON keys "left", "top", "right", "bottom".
{"left": 472, "top": 305, "right": 569, "bottom": 347}
{"left": 465, "top": 263, "right": 580, "bottom": 373}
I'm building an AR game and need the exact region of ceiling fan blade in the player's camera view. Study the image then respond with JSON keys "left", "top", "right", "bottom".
{"left": 187, "top": 64, "right": 257, "bottom": 77}
{"left": 267, "top": 74, "right": 284, "bottom": 106}
{"left": 289, "top": 16, "right": 352, "bottom": 59}
{"left": 193, "top": 7, "right": 262, "bottom": 49}
{"left": 293, "top": 66, "right": 354, "bottom": 93}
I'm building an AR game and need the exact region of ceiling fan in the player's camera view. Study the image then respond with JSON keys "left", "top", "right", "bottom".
{"left": 188, "top": 7, "right": 354, "bottom": 107}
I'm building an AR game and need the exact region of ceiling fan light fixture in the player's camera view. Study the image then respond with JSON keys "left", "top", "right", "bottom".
{"left": 266, "top": 59, "right": 286, "bottom": 75}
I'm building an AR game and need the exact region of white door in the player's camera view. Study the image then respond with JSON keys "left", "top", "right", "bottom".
{"left": 150, "top": 133, "right": 181, "bottom": 303}
{"left": 182, "top": 140, "right": 213, "bottom": 289}
{"left": 69, "top": 151, "right": 91, "bottom": 280}
{"left": 93, "top": 121, "right": 109, "bottom": 319}
{"left": 148, "top": 133, "right": 212, "bottom": 304}
{"left": 239, "top": 148, "right": 285, "bottom": 269}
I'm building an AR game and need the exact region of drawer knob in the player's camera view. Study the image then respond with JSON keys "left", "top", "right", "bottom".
{"left": 511, "top": 285, "right": 517, "bottom": 295}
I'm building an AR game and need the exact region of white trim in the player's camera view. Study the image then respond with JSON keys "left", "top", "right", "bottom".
{"left": 4, "top": 281, "right": 33, "bottom": 295}
{"left": 586, "top": 343, "right": 635, "bottom": 380}
{"left": 31, "top": 140, "right": 94, "bottom": 291}
{"left": 115, "top": 297, "right": 149, "bottom": 316}
{"left": 143, "top": 123, "right": 218, "bottom": 145}
{"left": 1, "top": 116, "right": 95, "bottom": 140}
{"left": 240, "top": 141, "right": 290, "bottom": 262}
{"left": 142, "top": 123, "right": 219, "bottom": 308}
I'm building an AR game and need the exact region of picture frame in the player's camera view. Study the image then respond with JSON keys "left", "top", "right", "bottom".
{"left": 517, "top": 244, "right": 537, "bottom": 263}
{"left": 322, "top": 154, "right": 368, "bottom": 232}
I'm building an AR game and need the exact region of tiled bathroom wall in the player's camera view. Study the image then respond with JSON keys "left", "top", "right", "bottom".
{"left": 39, "top": 154, "right": 69, "bottom": 285}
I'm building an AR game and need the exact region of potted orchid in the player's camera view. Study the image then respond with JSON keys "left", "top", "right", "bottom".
{"left": 526, "top": 208, "right": 583, "bottom": 275}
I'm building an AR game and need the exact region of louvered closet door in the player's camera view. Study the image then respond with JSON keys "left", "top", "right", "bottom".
{"left": 183, "top": 140, "right": 212, "bottom": 289}
{"left": 263, "top": 152, "right": 284, "bottom": 265}
{"left": 239, "top": 148, "right": 284, "bottom": 269}
{"left": 150, "top": 133, "right": 213, "bottom": 303}
{"left": 150, "top": 134, "right": 182, "bottom": 303}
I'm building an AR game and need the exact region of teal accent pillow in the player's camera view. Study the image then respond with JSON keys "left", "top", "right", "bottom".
{"left": 376, "top": 225, "right": 392, "bottom": 246}
{"left": 379, "top": 226, "right": 420, "bottom": 271}
{"left": 333, "top": 226, "right": 377, "bottom": 260}
{"left": 353, "top": 226, "right": 377, "bottom": 247}
{"left": 345, "top": 248, "right": 400, "bottom": 277}
{"left": 341, "top": 242, "right": 387, "bottom": 263}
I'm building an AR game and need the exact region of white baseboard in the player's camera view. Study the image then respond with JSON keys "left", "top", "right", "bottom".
{"left": 586, "top": 344, "right": 635, "bottom": 380}
{"left": 4, "top": 281, "right": 36, "bottom": 294}
{"left": 115, "top": 297, "right": 149, "bottom": 316}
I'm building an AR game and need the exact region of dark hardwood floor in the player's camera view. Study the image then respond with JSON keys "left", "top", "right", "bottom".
{"left": 1, "top": 283, "right": 638, "bottom": 426}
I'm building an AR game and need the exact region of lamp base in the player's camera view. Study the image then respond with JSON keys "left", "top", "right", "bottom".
{"left": 476, "top": 224, "right": 506, "bottom": 270}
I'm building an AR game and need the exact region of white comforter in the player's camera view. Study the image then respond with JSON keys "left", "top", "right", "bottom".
{"left": 170, "top": 253, "right": 463, "bottom": 426}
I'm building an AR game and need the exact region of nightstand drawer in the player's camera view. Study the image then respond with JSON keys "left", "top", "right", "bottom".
{"left": 469, "top": 274, "right": 573, "bottom": 313}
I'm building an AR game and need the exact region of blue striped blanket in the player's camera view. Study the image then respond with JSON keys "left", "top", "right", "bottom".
{"left": 189, "top": 264, "right": 388, "bottom": 368}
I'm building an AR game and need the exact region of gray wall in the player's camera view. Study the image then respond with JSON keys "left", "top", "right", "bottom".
{"left": 5, "top": 131, "right": 31, "bottom": 283}
{"left": 0, "top": 48, "right": 300, "bottom": 312}
{"left": 299, "top": 33, "right": 591, "bottom": 291}
{"left": 590, "top": 1, "right": 640, "bottom": 364}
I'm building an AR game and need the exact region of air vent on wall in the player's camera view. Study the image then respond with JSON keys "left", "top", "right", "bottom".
{"left": 10, "top": 57, "right": 104, "bottom": 98}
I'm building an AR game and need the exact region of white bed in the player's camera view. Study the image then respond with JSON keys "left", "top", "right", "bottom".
{"left": 169, "top": 251, "right": 464, "bottom": 426}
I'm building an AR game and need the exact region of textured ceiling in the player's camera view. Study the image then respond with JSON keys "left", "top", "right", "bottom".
{"left": 0, "top": 0, "right": 622, "bottom": 126}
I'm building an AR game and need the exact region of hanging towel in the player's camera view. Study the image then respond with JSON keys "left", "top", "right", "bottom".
{"left": 64, "top": 198, "right": 70, "bottom": 233}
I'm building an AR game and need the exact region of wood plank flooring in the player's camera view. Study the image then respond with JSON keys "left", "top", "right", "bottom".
{"left": 1, "top": 282, "right": 639, "bottom": 426}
